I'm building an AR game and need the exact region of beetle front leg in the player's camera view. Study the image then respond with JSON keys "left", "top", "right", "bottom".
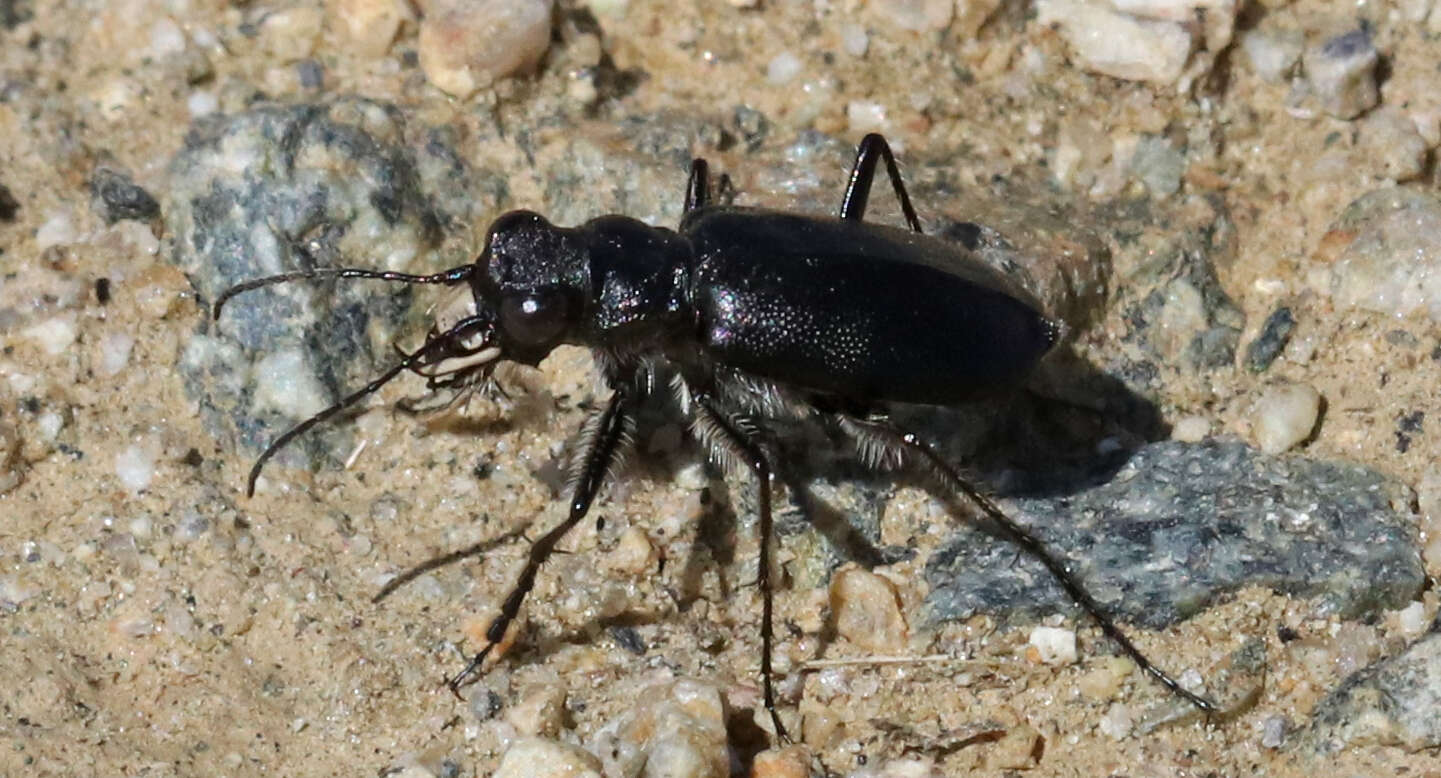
{"left": 691, "top": 395, "right": 789, "bottom": 742}
{"left": 447, "top": 386, "right": 633, "bottom": 696}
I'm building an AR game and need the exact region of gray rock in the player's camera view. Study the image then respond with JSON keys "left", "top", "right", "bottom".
{"left": 1327, "top": 189, "right": 1441, "bottom": 323}
{"left": 91, "top": 166, "right": 161, "bottom": 224}
{"left": 926, "top": 439, "right": 1423, "bottom": 629}
{"left": 1129, "top": 136, "right": 1185, "bottom": 196}
{"left": 164, "top": 98, "right": 492, "bottom": 465}
{"left": 1244, "top": 306, "right": 1295, "bottom": 373}
{"left": 1301, "top": 28, "right": 1379, "bottom": 119}
{"left": 1116, "top": 243, "right": 1243, "bottom": 374}
{"left": 1302, "top": 613, "right": 1441, "bottom": 754}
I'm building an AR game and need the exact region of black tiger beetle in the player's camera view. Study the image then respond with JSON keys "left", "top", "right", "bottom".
{"left": 214, "top": 133, "right": 1220, "bottom": 740}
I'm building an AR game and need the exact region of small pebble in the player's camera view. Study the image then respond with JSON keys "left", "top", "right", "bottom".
{"left": 187, "top": 91, "right": 219, "bottom": 117}
{"left": 259, "top": 7, "right": 324, "bottom": 63}
{"left": 1251, "top": 382, "right": 1321, "bottom": 454}
{"left": 148, "top": 17, "right": 188, "bottom": 59}
{"left": 766, "top": 51, "right": 802, "bottom": 85}
{"left": 1394, "top": 601, "right": 1427, "bottom": 636}
{"left": 674, "top": 461, "right": 708, "bottom": 490}
{"left": 23, "top": 315, "right": 78, "bottom": 356}
{"left": 607, "top": 525, "right": 656, "bottom": 575}
{"left": 1302, "top": 28, "right": 1379, "bottom": 119}
{"left": 116, "top": 442, "right": 157, "bottom": 493}
{"left": 1099, "top": 702, "right": 1136, "bottom": 739}
{"left": 645, "top": 735, "right": 720, "bottom": 778}
{"left": 1260, "top": 715, "right": 1288, "bottom": 748}
{"left": 419, "top": 0, "right": 554, "bottom": 98}
{"left": 35, "top": 211, "right": 77, "bottom": 250}
{"left": 1171, "top": 415, "right": 1210, "bottom": 443}
{"left": 750, "top": 745, "right": 813, "bottom": 778}
{"left": 1036, "top": 0, "right": 1193, "bottom": 83}
{"left": 1026, "top": 625, "right": 1077, "bottom": 665}
{"left": 864, "top": 0, "right": 953, "bottom": 32}
{"left": 327, "top": 0, "right": 410, "bottom": 59}
{"left": 1329, "top": 191, "right": 1441, "bottom": 322}
{"left": 846, "top": 101, "right": 889, "bottom": 135}
{"left": 1074, "top": 655, "right": 1132, "bottom": 701}
{"left": 1418, "top": 466, "right": 1441, "bottom": 574}
{"left": 986, "top": 722, "right": 1042, "bottom": 770}
{"left": 1241, "top": 27, "right": 1303, "bottom": 82}
{"left": 91, "top": 168, "right": 160, "bottom": 224}
{"left": 1357, "top": 108, "right": 1428, "bottom": 183}
{"left": 841, "top": 24, "right": 868, "bottom": 57}
{"left": 1, "top": 576, "right": 40, "bottom": 608}
{"left": 507, "top": 682, "right": 566, "bottom": 737}
{"left": 829, "top": 568, "right": 908, "bottom": 653}
{"left": 1245, "top": 306, "right": 1295, "bottom": 373}
{"left": 0, "top": 422, "right": 22, "bottom": 493}
{"left": 492, "top": 738, "right": 602, "bottom": 778}
{"left": 99, "top": 332, "right": 136, "bottom": 376}
{"left": 588, "top": 679, "right": 728, "bottom": 778}
{"left": 1129, "top": 135, "right": 1184, "bottom": 195}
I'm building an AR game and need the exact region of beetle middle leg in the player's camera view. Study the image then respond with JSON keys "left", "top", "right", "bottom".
{"left": 685, "top": 158, "right": 710, "bottom": 212}
{"left": 840, "top": 133, "right": 923, "bottom": 233}
{"left": 839, "top": 415, "right": 1222, "bottom": 717}
{"left": 447, "top": 384, "right": 634, "bottom": 695}
{"left": 690, "top": 393, "right": 790, "bottom": 741}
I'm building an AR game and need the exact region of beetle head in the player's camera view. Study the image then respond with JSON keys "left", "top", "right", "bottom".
{"left": 443, "top": 210, "right": 589, "bottom": 371}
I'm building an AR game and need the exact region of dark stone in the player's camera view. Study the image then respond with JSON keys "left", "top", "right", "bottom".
{"left": 91, "top": 167, "right": 161, "bottom": 223}
{"left": 0, "top": 181, "right": 18, "bottom": 221}
{"left": 296, "top": 60, "right": 324, "bottom": 90}
{"left": 609, "top": 624, "right": 647, "bottom": 655}
{"left": 0, "top": 0, "right": 31, "bottom": 29}
{"left": 1245, "top": 306, "right": 1295, "bottom": 373}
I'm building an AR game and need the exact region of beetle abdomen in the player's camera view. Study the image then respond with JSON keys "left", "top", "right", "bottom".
{"left": 686, "top": 209, "right": 1058, "bottom": 405}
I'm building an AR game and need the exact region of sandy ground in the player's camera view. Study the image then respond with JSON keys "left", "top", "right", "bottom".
{"left": 2, "top": 1, "right": 1440, "bottom": 776}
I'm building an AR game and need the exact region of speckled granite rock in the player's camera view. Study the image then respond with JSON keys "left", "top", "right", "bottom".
{"left": 164, "top": 97, "right": 492, "bottom": 464}
{"left": 1302, "top": 612, "right": 1441, "bottom": 754}
{"left": 927, "top": 439, "right": 1423, "bottom": 629}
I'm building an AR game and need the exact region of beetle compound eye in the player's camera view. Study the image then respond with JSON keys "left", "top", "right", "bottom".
{"left": 500, "top": 290, "right": 569, "bottom": 346}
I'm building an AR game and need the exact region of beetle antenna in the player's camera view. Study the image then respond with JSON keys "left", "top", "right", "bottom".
{"left": 243, "top": 314, "right": 490, "bottom": 497}
{"left": 213, "top": 265, "right": 474, "bottom": 321}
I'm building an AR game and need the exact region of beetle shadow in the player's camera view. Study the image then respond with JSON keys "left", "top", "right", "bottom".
{"left": 740, "top": 343, "right": 1171, "bottom": 569}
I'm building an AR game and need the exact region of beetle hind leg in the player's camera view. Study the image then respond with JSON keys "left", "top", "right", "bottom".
{"left": 688, "top": 393, "right": 791, "bottom": 742}
{"left": 836, "top": 415, "right": 1223, "bottom": 717}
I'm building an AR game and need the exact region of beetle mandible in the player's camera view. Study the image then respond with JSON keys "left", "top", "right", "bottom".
{"left": 214, "top": 134, "right": 1220, "bottom": 739}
